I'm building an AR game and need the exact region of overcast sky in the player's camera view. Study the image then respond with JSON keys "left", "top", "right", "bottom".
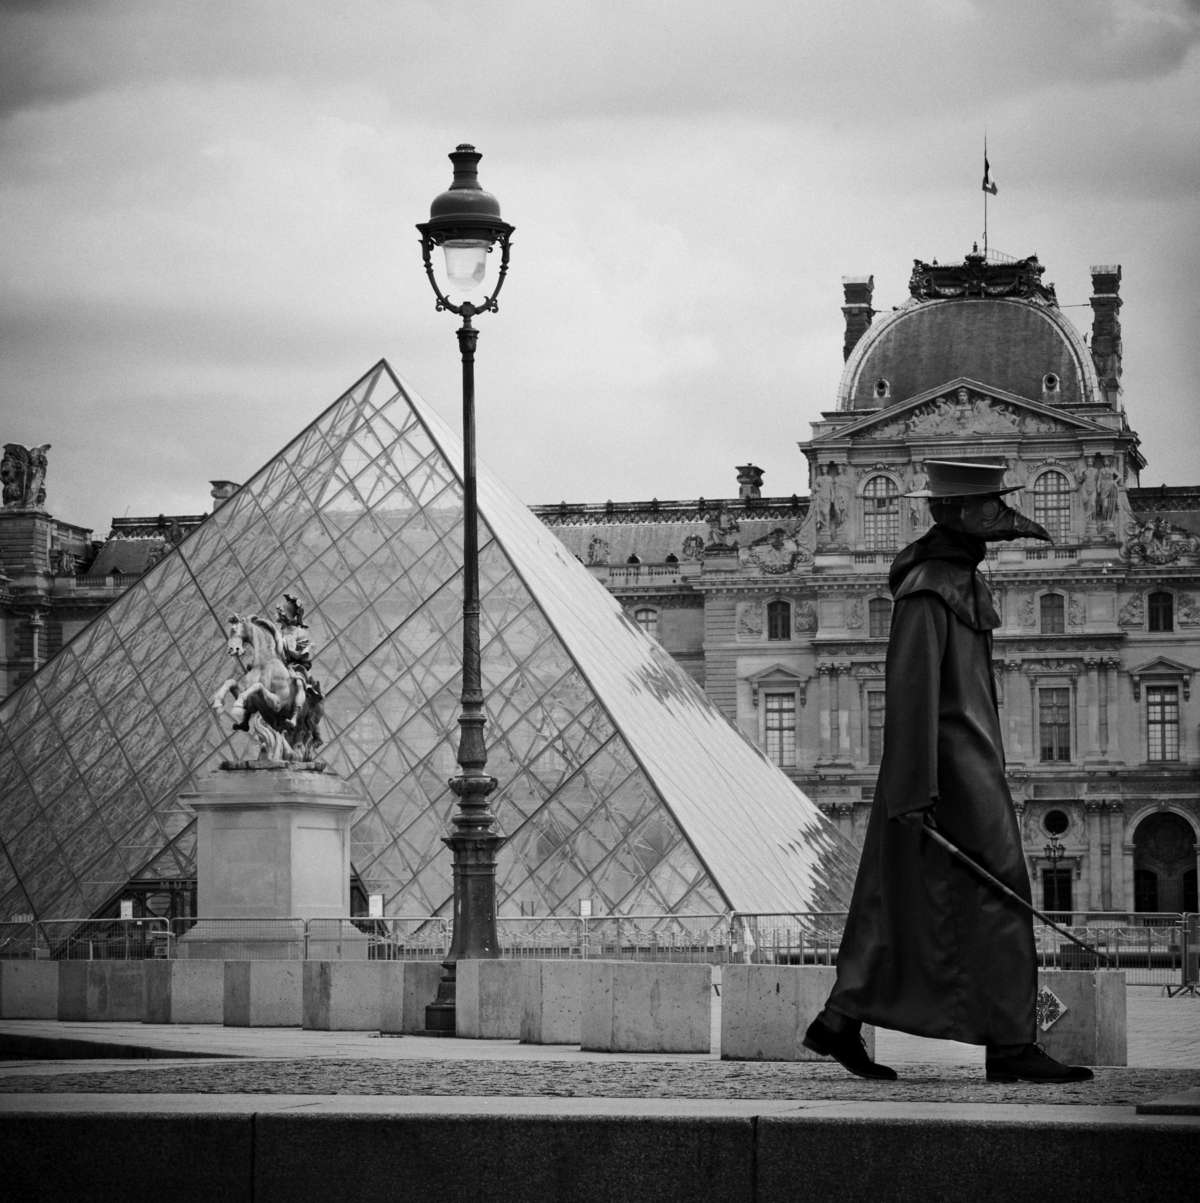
{"left": 3, "top": 0, "right": 1198, "bottom": 536}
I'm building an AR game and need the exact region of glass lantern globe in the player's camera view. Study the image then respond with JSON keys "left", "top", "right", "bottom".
{"left": 442, "top": 239, "right": 489, "bottom": 292}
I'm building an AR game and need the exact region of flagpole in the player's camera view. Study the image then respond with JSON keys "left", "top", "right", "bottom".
{"left": 983, "top": 134, "right": 988, "bottom": 259}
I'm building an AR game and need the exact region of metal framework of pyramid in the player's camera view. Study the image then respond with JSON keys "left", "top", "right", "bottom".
{"left": 0, "top": 362, "right": 857, "bottom": 922}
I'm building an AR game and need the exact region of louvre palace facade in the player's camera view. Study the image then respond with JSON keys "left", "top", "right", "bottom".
{"left": 537, "top": 251, "right": 1200, "bottom": 919}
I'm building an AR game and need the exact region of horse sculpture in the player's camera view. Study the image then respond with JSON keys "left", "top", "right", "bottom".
{"left": 211, "top": 613, "right": 324, "bottom": 761}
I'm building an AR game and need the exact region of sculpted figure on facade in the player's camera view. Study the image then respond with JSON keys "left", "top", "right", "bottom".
{"left": 586, "top": 535, "right": 610, "bottom": 566}
{"left": 1068, "top": 594, "right": 1086, "bottom": 627}
{"left": 1002, "top": 460, "right": 1025, "bottom": 512}
{"left": 1079, "top": 456, "right": 1100, "bottom": 533}
{"left": 900, "top": 392, "right": 1024, "bottom": 439}
{"left": 706, "top": 503, "right": 740, "bottom": 548}
{"left": 1018, "top": 593, "right": 1036, "bottom": 627}
{"left": 1177, "top": 593, "right": 1200, "bottom": 626}
{"left": 1095, "top": 457, "right": 1120, "bottom": 531}
{"left": 845, "top": 598, "right": 864, "bottom": 629}
{"left": 1, "top": 443, "right": 51, "bottom": 508}
{"left": 829, "top": 465, "right": 853, "bottom": 545}
{"left": 681, "top": 533, "right": 705, "bottom": 561}
{"left": 735, "top": 600, "right": 764, "bottom": 638}
{"left": 907, "top": 462, "right": 929, "bottom": 530}
{"left": 812, "top": 462, "right": 836, "bottom": 538}
{"left": 211, "top": 594, "right": 325, "bottom": 762}
{"left": 794, "top": 600, "right": 817, "bottom": 634}
{"left": 1118, "top": 593, "right": 1145, "bottom": 627}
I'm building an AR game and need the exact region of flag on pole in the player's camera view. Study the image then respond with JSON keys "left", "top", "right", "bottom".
{"left": 982, "top": 154, "right": 998, "bottom": 195}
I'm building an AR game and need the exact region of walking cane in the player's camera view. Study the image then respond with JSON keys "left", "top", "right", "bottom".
{"left": 920, "top": 816, "right": 1112, "bottom": 967}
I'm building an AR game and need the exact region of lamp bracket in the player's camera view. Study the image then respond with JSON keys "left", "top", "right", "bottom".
{"left": 417, "top": 227, "right": 513, "bottom": 318}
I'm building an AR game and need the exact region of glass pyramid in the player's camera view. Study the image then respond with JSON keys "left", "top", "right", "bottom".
{"left": 0, "top": 362, "right": 858, "bottom": 922}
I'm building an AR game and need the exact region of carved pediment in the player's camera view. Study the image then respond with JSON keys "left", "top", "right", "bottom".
{"left": 814, "top": 379, "right": 1110, "bottom": 446}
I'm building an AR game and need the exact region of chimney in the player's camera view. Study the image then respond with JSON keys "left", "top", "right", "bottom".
{"left": 841, "top": 275, "right": 874, "bottom": 361}
{"left": 736, "top": 464, "right": 763, "bottom": 500}
{"left": 209, "top": 480, "right": 239, "bottom": 511}
{"left": 1089, "top": 265, "right": 1122, "bottom": 406}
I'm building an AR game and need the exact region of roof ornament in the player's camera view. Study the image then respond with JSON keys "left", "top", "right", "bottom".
{"left": 908, "top": 253, "right": 1057, "bottom": 304}
{"left": 1, "top": 443, "right": 50, "bottom": 509}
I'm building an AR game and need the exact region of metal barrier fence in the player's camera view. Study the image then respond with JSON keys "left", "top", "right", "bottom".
{"left": 306, "top": 917, "right": 450, "bottom": 961}
{"left": 24, "top": 918, "right": 174, "bottom": 961}
{"left": 2, "top": 912, "right": 1192, "bottom": 986}
{"left": 170, "top": 918, "right": 306, "bottom": 960}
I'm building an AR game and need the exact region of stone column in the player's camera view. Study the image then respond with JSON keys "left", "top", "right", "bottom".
{"left": 817, "top": 664, "right": 833, "bottom": 763}
{"left": 1085, "top": 801, "right": 1104, "bottom": 915}
{"left": 1104, "top": 658, "right": 1122, "bottom": 762}
{"left": 1083, "top": 658, "right": 1101, "bottom": 760}
{"left": 835, "top": 663, "right": 852, "bottom": 763}
{"left": 1004, "top": 660, "right": 1024, "bottom": 762}
{"left": 1108, "top": 803, "right": 1127, "bottom": 913}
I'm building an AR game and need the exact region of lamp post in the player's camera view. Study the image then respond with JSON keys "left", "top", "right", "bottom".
{"left": 1044, "top": 834, "right": 1066, "bottom": 920}
{"left": 417, "top": 144, "right": 514, "bottom": 1033}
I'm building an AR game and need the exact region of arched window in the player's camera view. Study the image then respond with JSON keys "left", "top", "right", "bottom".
{"left": 868, "top": 597, "right": 892, "bottom": 638}
{"left": 1148, "top": 591, "right": 1174, "bottom": 632}
{"left": 862, "top": 475, "right": 900, "bottom": 550}
{"left": 1033, "top": 470, "right": 1072, "bottom": 542}
{"left": 767, "top": 600, "right": 791, "bottom": 641}
{"left": 1040, "top": 593, "right": 1065, "bottom": 634}
{"left": 633, "top": 608, "right": 658, "bottom": 640}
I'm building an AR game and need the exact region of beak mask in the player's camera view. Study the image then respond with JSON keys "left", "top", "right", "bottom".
{"left": 938, "top": 495, "right": 1052, "bottom": 543}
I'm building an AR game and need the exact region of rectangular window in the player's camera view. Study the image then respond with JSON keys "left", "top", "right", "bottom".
{"left": 1147, "top": 686, "right": 1180, "bottom": 761}
{"left": 867, "top": 690, "right": 885, "bottom": 764}
{"left": 1042, "top": 868, "right": 1073, "bottom": 921}
{"left": 764, "top": 692, "right": 796, "bottom": 768}
{"left": 868, "top": 598, "right": 892, "bottom": 639}
{"left": 1039, "top": 687, "right": 1071, "bottom": 762}
{"left": 766, "top": 600, "right": 791, "bottom": 641}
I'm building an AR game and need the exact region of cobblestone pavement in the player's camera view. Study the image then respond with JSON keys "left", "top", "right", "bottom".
{"left": 2, "top": 1057, "right": 1197, "bottom": 1107}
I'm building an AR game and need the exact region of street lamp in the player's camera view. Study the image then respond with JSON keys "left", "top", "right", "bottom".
{"left": 418, "top": 144, "right": 514, "bottom": 1033}
{"left": 1044, "top": 834, "right": 1066, "bottom": 920}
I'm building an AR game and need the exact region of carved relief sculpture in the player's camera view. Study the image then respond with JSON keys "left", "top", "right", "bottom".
{"left": 1, "top": 443, "right": 51, "bottom": 508}
{"left": 1177, "top": 593, "right": 1200, "bottom": 627}
{"left": 1068, "top": 594, "right": 1086, "bottom": 627}
{"left": 1118, "top": 593, "right": 1145, "bottom": 627}
{"left": 846, "top": 598, "right": 864, "bottom": 630}
{"left": 812, "top": 463, "right": 836, "bottom": 538}
{"left": 863, "top": 391, "right": 1064, "bottom": 441}
{"left": 794, "top": 600, "right": 817, "bottom": 634}
{"left": 211, "top": 594, "right": 326, "bottom": 762}
{"left": 1018, "top": 594, "right": 1036, "bottom": 627}
{"left": 681, "top": 533, "right": 705, "bottom": 561}
{"left": 739, "top": 525, "right": 810, "bottom": 574}
{"left": 830, "top": 465, "right": 853, "bottom": 545}
{"left": 735, "top": 600, "right": 764, "bottom": 638}
{"left": 1123, "top": 517, "right": 1200, "bottom": 565}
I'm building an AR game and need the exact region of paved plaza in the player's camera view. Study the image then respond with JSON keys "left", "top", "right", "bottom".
{"left": 1, "top": 986, "right": 1197, "bottom": 1108}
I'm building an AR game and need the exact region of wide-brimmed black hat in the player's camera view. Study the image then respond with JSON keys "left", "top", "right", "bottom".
{"left": 905, "top": 459, "right": 1020, "bottom": 499}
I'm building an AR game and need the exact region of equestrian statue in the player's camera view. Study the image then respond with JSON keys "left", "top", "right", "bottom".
{"left": 211, "top": 594, "right": 325, "bottom": 762}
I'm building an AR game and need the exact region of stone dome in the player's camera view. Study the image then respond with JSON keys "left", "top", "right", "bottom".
{"left": 838, "top": 296, "right": 1101, "bottom": 411}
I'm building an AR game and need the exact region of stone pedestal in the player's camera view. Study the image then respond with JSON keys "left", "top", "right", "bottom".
{"left": 581, "top": 962, "right": 712, "bottom": 1053}
{"left": 143, "top": 960, "right": 225, "bottom": 1025}
{"left": 1037, "top": 970, "right": 1126, "bottom": 1066}
{"left": 521, "top": 960, "right": 583, "bottom": 1045}
{"left": 0, "top": 961, "right": 59, "bottom": 1019}
{"left": 456, "top": 959, "right": 524, "bottom": 1038}
{"left": 178, "top": 764, "right": 361, "bottom": 959}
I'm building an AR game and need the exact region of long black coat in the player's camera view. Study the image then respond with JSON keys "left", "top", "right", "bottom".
{"left": 826, "top": 526, "right": 1036, "bottom": 1046}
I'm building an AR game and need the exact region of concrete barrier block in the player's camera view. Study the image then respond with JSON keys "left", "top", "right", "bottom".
{"left": 581, "top": 961, "right": 711, "bottom": 1053}
{"left": 721, "top": 964, "right": 875, "bottom": 1062}
{"left": 224, "top": 961, "right": 302, "bottom": 1027}
{"left": 58, "top": 961, "right": 145, "bottom": 1022}
{"left": 456, "top": 959, "right": 524, "bottom": 1038}
{"left": 1036, "top": 970, "right": 1126, "bottom": 1066}
{"left": 521, "top": 960, "right": 583, "bottom": 1044}
{"left": 0, "top": 961, "right": 60, "bottom": 1019}
{"left": 303, "top": 961, "right": 384, "bottom": 1030}
{"left": 380, "top": 960, "right": 444, "bottom": 1034}
{"left": 143, "top": 960, "right": 225, "bottom": 1025}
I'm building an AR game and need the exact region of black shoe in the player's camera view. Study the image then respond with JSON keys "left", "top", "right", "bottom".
{"left": 802, "top": 1017, "right": 898, "bottom": 1081}
{"left": 985, "top": 1043, "right": 1094, "bottom": 1083}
